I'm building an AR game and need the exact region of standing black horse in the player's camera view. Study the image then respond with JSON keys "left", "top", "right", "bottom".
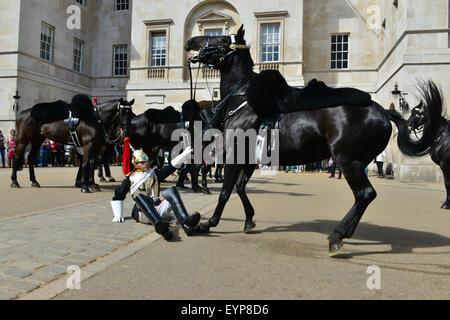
{"left": 127, "top": 100, "right": 214, "bottom": 194}
{"left": 12, "top": 95, "right": 133, "bottom": 193}
{"left": 185, "top": 25, "right": 444, "bottom": 255}
{"left": 407, "top": 92, "right": 449, "bottom": 209}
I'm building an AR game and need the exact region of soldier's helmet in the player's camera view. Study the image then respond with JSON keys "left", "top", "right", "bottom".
{"left": 132, "top": 149, "right": 149, "bottom": 169}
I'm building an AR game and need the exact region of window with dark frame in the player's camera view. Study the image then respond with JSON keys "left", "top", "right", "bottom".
{"left": 76, "top": 0, "right": 84, "bottom": 5}
{"left": 150, "top": 32, "right": 166, "bottom": 67}
{"left": 260, "top": 23, "right": 280, "bottom": 62}
{"left": 331, "top": 34, "right": 349, "bottom": 70}
{"left": 113, "top": 45, "right": 128, "bottom": 76}
{"left": 40, "top": 23, "right": 54, "bottom": 62}
{"left": 73, "top": 39, "right": 83, "bottom": 73}
{"left": 116, "top": 0, "right": 129, "bottom": 11}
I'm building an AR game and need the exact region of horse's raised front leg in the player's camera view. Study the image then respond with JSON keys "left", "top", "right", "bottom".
{"left": 196, "top": 164, "right": 242, "bottom": 233}
{"left": 327, "top": 161, "right": 377, "bottom": 256}
{"left": 440, "top": 164, "right": 450, "bottom": 209}
{"left": 235, "top": 165, "right": 256, "bottom": 232}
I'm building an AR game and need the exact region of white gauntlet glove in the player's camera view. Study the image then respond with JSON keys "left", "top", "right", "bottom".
{"left": 171, "top": 146, "right": 193, "bottom": 169}
{"left": 111, "top": 200, "right": 124, "bottom": 223}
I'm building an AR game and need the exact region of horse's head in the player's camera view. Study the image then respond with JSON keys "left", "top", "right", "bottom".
{"left": 407, "top": 101, "right": 425, "bottom": 134}
{"left": 185, "top": 25, "right": 249, "bottom": 70}
{"left": 117, "top": 98, "right": 135, "bottom": 139}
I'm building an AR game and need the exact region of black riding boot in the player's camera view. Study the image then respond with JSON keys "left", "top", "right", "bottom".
{"left": 162, "top": 186, "right": 200, "bottom": 236}
{"left": 134, "top": 194, "right": 172, "bottom": 240}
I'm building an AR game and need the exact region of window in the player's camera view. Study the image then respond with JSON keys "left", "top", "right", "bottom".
{"left": 116, "top": 0, "right": 129, "bottom": 11}
{"left": 76, "top": 0, "right": 84, "bottom": 5}
{"left": 331, "top": 34, "right": 349, "bottom": 69}
{"left": 73, "top": 39, "right": 83, "bottom": 72}
{"left": 260, "top": 24, "right": 280, "bottom": 62}
{"left": 113, "top": 45, "right": 128, "bottom": 76}
{"left": 205, "top": 29, "right": 222, "bottom": 37}
{"left": 150, "top": 32, "right": 166, "bottom": 66}
{"left": 40, "top": 23, "right": 54, "bottom": 62}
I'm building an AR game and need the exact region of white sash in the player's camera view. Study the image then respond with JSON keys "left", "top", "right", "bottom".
{"left": 130, "top": 170, "right": 153, "bottom": 195}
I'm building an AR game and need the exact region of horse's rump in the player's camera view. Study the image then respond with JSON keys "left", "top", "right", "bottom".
{"left": 30, "top": 100, "right": 70, "bottom": 123}
{"left": 246, "top": 70, "right": 372, "bottom": 118}
{"left": 144, "top": 106, "right": 181, "bottom": 124}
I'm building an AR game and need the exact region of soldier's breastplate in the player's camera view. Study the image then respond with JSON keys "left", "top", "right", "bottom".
{"left": 129, "top": 171, "right": 159, "bottom": 198}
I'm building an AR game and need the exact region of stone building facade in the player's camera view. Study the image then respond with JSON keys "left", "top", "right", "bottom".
{"left": 0, "top": 0, "right": 449, "bottom": 182}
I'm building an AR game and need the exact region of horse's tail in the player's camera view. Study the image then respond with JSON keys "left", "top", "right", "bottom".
{"left": 386, "top": 80, "right": 443, "bottom": 157}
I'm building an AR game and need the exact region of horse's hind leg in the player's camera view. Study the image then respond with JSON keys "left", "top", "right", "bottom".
{"left": 328, "top": 161, "right": 377, "bottom": 256}
{"left": 201, "top": 163, "right": 212, "bottom": 195}
{"left": 28, "top": 135, "right": 45, "bottom": 187}
{"left": 89, "top": 158, "right": 101, "bottom": 192}
{"left": 191, "top": 164, "right": 203, "bottom": 193}
{"left": 235, "top": 165, "right": 256, "bottom": 232}
{"left": 439, "top": 163, "right": 450, "bottom": 209}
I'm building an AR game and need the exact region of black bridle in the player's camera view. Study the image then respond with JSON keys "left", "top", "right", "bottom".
{"left": 187, "top": 35, "right": 251, "bottom": 130}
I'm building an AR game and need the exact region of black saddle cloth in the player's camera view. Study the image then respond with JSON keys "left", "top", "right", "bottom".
{"left": 144, "top": 106, "right": 181, "bottom": 124}
{"left": 144, "top": 100, "right": 202, "bottom": 124}
{"left": 246, "top": 70, "right": 372, "bottom": 118}
{"left": 30, "top": 94, "right": 96, "bottom": 124}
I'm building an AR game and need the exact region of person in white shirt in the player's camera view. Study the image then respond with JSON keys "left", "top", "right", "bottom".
{"left": 375, "top": 151, "right": 386, "bottom": 178}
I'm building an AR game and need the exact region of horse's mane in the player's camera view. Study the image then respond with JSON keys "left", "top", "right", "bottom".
{"left": 246, "top": 70, "right": 372, "bottom": 118}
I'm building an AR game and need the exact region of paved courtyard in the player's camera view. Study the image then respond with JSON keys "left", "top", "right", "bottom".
{"left": 0, "top": 166, "right": 449, "bottom": 300}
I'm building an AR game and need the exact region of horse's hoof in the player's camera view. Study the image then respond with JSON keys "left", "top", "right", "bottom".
{"left": 108, "top": 177, "right": 116, "bottom": 183}
{"left": 99, "top": 177, "right": 107, "bottom": 183}
{"left": 440, "top": 202, "right": 450, "bottom": 210}
{"left": 194, "top": 223, "right": 211, "bottom": 234}
{"left": 328, "top": 234, "right": 343, "bottom": 256}
{"left": 31, "top": 182, "right": 41, "bottom": 188}
{"left": 11, "top": 182, "right": 20, "bottom": 189}
{"left": 81, "top": 187, "right": 91, "bottom": 193}
{"left": 193, "top": 187, "right": 203, "bottom": 193}
{"left": 202, "top": 188, "right": 212, "bottom": 195}
{"left": 176, "top": 185, "right": 188, "bottom": 189}
{"left": 244, "top": 221, "right": 256, "bottom": 233}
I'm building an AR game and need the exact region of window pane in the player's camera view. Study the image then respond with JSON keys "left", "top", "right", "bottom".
{"left": 261, "top": 23, "right": 280, "bottom": 62}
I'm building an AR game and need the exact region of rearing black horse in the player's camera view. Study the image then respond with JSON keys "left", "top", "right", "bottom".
{"left": 407, "top": 92, "right": 449, "bottom": 209}
{"left": 185, "top": 25, "right": 444, "bottom": 256}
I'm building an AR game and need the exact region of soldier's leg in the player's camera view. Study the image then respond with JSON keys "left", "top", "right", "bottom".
{"left": 162, "top": 187, "right": 200, "bottom": 236}
{"left": 134, "top": 194, "right": 172, "bottom": 240}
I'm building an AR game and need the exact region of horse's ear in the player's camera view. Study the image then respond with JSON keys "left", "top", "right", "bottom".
{"left": 236, "top": 24, "right": 245, "bottom": 43}
{"left": 130, "top": 99, "right": 135, "bottom": 106}
{"left": 119, "top": 98, "right": 124, "bottom": 104}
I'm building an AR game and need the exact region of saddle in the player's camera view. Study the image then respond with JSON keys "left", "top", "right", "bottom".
{"left": 246, "top": 70, "right": 372, "bottom": 119}
{"left": 30, "top": 95, "right": 99, "bottom": 147}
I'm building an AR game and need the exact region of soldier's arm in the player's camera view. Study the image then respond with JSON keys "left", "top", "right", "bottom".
{"left": 112, "top": 177, "right": 131, "bottom": 201}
